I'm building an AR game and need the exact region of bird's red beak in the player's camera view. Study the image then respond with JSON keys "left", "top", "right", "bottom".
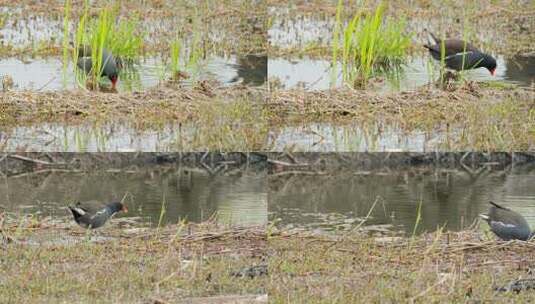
{"left": 111, "top": 78, "right": 118, "bottom": 90}
{"left": 490, "top": 69, "right": 496, "bottom": 76}
{"left": 122, "top": 205, "right": 128, "bottom": 213}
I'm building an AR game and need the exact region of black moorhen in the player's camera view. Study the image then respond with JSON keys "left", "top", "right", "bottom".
{"left": 68, "top": 200, "right": 128, "bottom": 229}
{"left": 424, "top": 32, "right": 497, "bottom": 75}
{"left": 479, "top": 201, "right": 532, "bottom": 241}
{"left": 76, "top": 44, "right": 120, "bottom": 90}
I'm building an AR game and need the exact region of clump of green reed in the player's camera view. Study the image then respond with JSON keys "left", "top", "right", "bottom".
{"left": 68, "top": 3, "right": 143, "bottom": 89}
{"left": 333, "top": 2, "right": 411, "bottom": 88}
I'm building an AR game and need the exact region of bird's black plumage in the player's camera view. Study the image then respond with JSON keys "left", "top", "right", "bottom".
{"left": 480, "top": 201, "right": 532, "bottom": 241}
{"left": 69, "top": 200, "right": 127, "bottom": 229}
{"left": 75, "top": 44, "right": 120, "bottom": 89}
{"left": 424, "top": 32, "right": 497, "bottom": 75}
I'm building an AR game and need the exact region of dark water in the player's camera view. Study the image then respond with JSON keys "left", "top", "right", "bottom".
{"left": 270, "top": 163, "right": 535, "bottom": 234}
{"left": 0, "top": 54, "right": 267, "bottom": 91}
{"left": 0, "top": 166, "right": 267, "bottom": 226}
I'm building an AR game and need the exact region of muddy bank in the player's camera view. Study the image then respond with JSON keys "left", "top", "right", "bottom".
{"left": 0, "top": 213, "right": 267, "bottom": 303}
{"left": 269, "top": 228, "right": 535, "bottom": 303}
{"left": 0, "top": 152, "right": 269, "bottom": 176}
{"left": 267, "top": 152, "right": 535, "bottom": 173}
{"left": 268, "top": 83, "right": 535, "bottom": 151}
{"left": 0, "top": 85, "right": 270, "bottom": 151}
{"left": 0, "top": 85, "right": 265, "bottom": 126}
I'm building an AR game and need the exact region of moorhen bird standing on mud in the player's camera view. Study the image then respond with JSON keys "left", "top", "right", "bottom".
{"left": 75, "top": 44, "right": 121, "bottom": 90}
{"left": 68, "top": 200, "right": 128, "bottom": 229}
{"left": 480, "top": 201, "right": 532, "bottom": 241}
{"left": 424, "top": 32, "right": 497, "bottom": 76}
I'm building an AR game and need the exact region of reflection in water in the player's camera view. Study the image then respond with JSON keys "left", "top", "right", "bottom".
{"left": 231, "top": 55, "right": 267, "bottom": 86}
{"left": 1, "top": 119, "right": 267, "bottom": 152}
{"left": 268, "top": 55, "right": 531, "bottom": 91}
{"left": 505, "top": 55, "right": 535, "bottom": 87}
{"left": 270, "top": 163, "right": 535, "bottom": 234}
{"left": 269, "top": 123, "right": 439, "bottom": 152}
{"left": 0, "top": 54, "right": 266, "bottom": 92}
{"left": 0, "top": 166, "right": 267, "bottom": 227}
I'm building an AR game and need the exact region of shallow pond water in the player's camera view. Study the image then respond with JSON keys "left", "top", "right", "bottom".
{"left": 0, "top": 166, "right": 267, "bottom": 227}
{"left": 270, "top": 163, "right": 535, "bottom": 234}
{"left": 1, "top": 121, "right": 267, "bottom": 152}
{"left": 269, "top": 123, "right": 446, "bottom": 152}
{"left": 269, "top": 55, "right": 534, "bottom": 91}
{"left": 0, "top": 54, "right": 266, "bottom": 91}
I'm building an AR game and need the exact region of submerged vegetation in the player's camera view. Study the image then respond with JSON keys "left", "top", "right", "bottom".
{"left": 333, "top": 1, "right": 411, "bottom": 87}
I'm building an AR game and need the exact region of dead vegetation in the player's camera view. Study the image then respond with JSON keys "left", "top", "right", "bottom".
{"left": 268, "top": 82, "right": 535, "bottom": 150}
{"left": 0, "top": 212, "right": 267, "bottom": 303}
{"left": 0, "top": 84, "right": 265, "bottom": 127}
{"left": 269, "top": 227, "right": 535, "bottom": 303}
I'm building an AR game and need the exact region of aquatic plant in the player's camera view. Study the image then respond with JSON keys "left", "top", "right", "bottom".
{"left": 334, "top": 2, "right": 411, "bottom": 87}
{"left": 68, "top": 2, "right": 143, "bottom": 89}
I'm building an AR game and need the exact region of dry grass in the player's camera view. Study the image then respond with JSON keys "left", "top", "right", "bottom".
{"left": 0, "top": 213, "right": 267, "bottom": 303}
{"left": 0, "top": 84, "right": 270, "bottom": 151}
{"left": 0, "top": 84, "right": 264, "bottom": 125}
{"left": 269, "top": 228, "right": 535, "bottom": 303}
{"left": 268, "top": 82, "right": 535, "bottom": 151}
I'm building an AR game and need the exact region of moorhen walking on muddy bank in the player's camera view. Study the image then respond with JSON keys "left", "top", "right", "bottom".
{"left": 69, "top": 200, "right": 128, "bottom": 229}
{"left": 424, "top": 32, "right": 497, "bottom": 76}
{"left": 480, "top": 201, "right": 532, "bottom": 241}
{"left": 75, "top": 44, "right": 121, "bottom": 90}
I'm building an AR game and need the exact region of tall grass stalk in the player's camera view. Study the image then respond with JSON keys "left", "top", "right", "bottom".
{"left": 62, "top": 0, "right": 71, "bottom": 87}
{"left": 412, "top": 198, "right": 423, "bottom": 238}
{"left": 157, "top": 195, "right": 167, "bottom": 230}
{"left": 171, "top": 38, "right": 181, "bottom": 75}
{"left": 331, "top": 0, "right": 344, "bottom": 86}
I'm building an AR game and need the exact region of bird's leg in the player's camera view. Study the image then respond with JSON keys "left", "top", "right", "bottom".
{"left": 83, "top": 228, "right": 92, "bottom": 242}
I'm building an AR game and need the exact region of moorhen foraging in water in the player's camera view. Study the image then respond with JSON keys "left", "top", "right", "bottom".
{"left": 479, "top": 201, "right": 532, "bottom": 241}
{"left": 68, "top": 200, "right": 128, "bottom": 229}
{"left": 424, "top": 32, "right": 497, "bottom": 76}
{"left": 75, "top": 44, "right": 121, "bottom": 90}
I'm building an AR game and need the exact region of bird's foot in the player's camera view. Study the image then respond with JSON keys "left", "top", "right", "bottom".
{"left": 435, "top": 71, "right": 460, "bottom": 90}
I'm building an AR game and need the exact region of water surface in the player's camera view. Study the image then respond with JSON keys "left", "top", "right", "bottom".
{"left": 270, "top": 163, "right": 535, "bottom": 234}
{"left": 1, "top": 165, "right": 267, "bottom": 227}
{"left": 0, "top": 54, "right": 266, "bottom": 91}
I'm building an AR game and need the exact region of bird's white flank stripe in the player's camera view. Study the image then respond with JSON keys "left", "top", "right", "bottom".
{"left": 73, "top": 207, "right": 86, "bottom": 215}
{"left": 445, "top": 51, "right": 474, "bottom": 60}
{"left": 490, "top": 220, "right": 516, "bottom": 228}
{"left": 90, "top": 208, "right": 108, "bottom": 220}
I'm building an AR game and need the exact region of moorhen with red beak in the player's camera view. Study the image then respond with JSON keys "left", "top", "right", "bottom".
{"left": 68, "top": 200, "right": 128, "bottom": 229}
{"left": 424, "top": 32, "right": 497, "bottom": 76}
{"left": 479, "top": 201, "right": 532, "bottom": 241}
{"left": 76, "top": 44, "right": 120, "bottom": 90}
